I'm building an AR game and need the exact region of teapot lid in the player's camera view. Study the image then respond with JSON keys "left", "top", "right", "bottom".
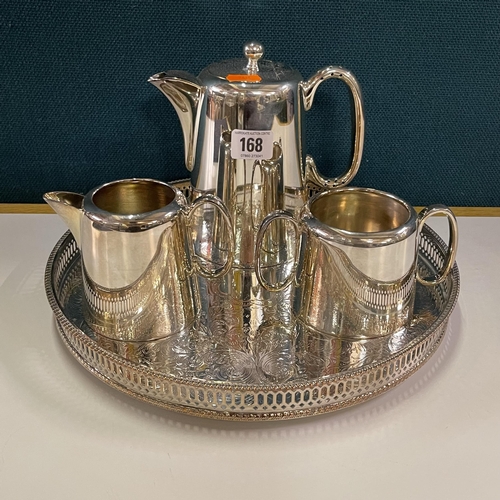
{"left": 199, "top": 42, "right": 302, "bottom": 85}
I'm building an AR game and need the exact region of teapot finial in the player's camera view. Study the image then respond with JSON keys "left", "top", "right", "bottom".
{"left": 244, "top": 42, "right": 263, "bottom": 74}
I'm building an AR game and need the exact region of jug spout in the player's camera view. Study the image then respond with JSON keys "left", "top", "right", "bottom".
{"left": 148, "top": 70, "right": 203, "bottom": 171}
{"left": 44, "top": 191, "right": 84, "bottom": 247}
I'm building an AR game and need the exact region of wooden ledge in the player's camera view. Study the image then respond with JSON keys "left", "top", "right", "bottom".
{"left": 0, "top": 204, "right": 55, "bottom": 214}
{"left": 414, "top": 207, "right": 500, "bottom": 217}
{"left": 0, "top": 204, "right": 499, "bottom": 216}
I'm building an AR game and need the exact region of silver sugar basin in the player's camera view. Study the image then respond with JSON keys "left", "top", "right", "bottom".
{"left": 45, "top": 180, "right": 460, "bottom": 421}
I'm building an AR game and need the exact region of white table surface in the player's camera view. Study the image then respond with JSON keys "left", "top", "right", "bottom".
{"left": 0, "top": 214, "right": 498, "bottom": 500}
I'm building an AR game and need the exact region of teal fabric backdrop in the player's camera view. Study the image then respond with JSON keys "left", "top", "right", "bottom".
{"left": 1, "top": 0, "right": 499, "bottom": 205}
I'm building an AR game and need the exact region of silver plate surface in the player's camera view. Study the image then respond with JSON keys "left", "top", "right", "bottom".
{"left": 45, "top": 180, "right": 460, "bottom": 421}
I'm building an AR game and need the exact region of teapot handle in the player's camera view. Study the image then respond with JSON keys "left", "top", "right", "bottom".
{"left": 301, "top": 66, "right": 365, "bottom": 191}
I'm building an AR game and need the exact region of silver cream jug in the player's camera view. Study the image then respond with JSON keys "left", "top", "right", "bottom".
{"left": 44, "top": 178, "right": 233, "bottom": 342}
{"left": 149, "top": 42, "right": 365, "bottom": 269}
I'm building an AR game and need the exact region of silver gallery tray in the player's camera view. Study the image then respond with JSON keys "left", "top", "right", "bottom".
{"left": 45, "top": 182, "right": 460, "bottom": 421}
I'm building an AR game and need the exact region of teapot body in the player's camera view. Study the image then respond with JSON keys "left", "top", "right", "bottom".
{"left": 191, "top": 66, "right": 307, "bottom": 268}
{"left": 191, "top": 60, "right": 306, "bottom": 201}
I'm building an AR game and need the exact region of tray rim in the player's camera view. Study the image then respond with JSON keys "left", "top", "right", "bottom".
{"left": 54, "top": 316, "right": 448, "bottom": 421}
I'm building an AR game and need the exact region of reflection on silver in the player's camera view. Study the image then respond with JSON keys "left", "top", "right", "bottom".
{"left": 45, "top": 179, "right": 233, "bottom": 341}
{"left": 149, "top": 42, "right": 365, "bottom": 270}
{"left": 55, "top": 235, "right": 443, "bottom": 381}
{"left": 256, "top": 187, "right": 458, "bottom": 339}
{"left": 45, "top": 219, "right": 460, "bottom": 420}
{"left": 189, "top": 181, "right": 297, "bottom": 343}
{"left": 150, "top": 43, "right": 365, "bottom": 347}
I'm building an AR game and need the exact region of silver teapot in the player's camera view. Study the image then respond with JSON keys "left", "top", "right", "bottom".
{"left": 149, "top": 42, "right": 365, "bottom": 269}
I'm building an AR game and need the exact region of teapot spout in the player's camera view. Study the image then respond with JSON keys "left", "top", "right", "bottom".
{"left": 43, "top": 191, "right": 84, "bottom": 247}
{"left": 148, "top": 70, "right": 203, "bottom": 171}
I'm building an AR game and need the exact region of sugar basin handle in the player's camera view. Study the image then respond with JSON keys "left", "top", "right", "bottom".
{"left": 416, "top": 205, "right": 459, "bottom": 286}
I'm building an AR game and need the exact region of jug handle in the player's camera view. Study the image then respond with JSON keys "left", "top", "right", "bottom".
{"left": 187, "top": 194, "right": 235, "bottom": 279}
{"left": 416, "top": 205, "right": 459, "bottom": 285}
{"left": 301, "top": 66, "right": 365, "bottom": 191}
{"left": 254, "top": 210, "right": 301, "bottom": 292}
